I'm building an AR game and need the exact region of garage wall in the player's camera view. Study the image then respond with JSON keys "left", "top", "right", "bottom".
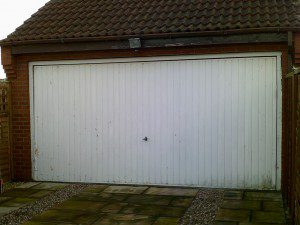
{"left": 281, "top": 33, "right": 300, "bottom": 224}
{"left": 0, "top": 81, "right": 12, "bottom": 182}
{"left": 294, "top": 33, "right": 300, "bottom": 225}
{"left": 0, "top": 117, "right": 11, "bottom": 182}
{"left": 296, "top": 71, "right": 300, "bottom": 224}
{"left": 295, "top": 33, "right": 300, "bottom": 66}
{"left": 1, "top": 44, "right": 288, "bottom": 181}
{"left": 283, "top": 69, "right": 300, "bottom": 225}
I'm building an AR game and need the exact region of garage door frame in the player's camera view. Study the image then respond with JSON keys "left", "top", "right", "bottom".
{"left": 29, "top": 52, "right": 282, "bottom": 189}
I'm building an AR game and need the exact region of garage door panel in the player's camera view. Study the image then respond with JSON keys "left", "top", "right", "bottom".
{"left": 236, "top": 59, "right": 246, "bottom": 188}
{"left": 32, "top": 55, "right": 279, "bottom": 189}
{"left": 258, "top": 59, "right": 267, "bottom": 187}
{"left": 244, "top": 59, "right": 252, "bottom": 188}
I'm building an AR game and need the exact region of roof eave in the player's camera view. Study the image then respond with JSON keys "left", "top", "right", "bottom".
{"left": 1, "top": 27, "right": 299, "bottom": 47}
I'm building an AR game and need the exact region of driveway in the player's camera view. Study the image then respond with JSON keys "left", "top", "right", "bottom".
{"left": 0, "top": 182, "right": 68, "bottom": 217}
{"left": 1, "top": 183, "right": 199, "bottom": 225}
{"left": 0, "top": 182, "right": 287, "bottom": 225}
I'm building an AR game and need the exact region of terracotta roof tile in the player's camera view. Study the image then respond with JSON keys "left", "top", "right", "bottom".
{"left": 1, "top": 0, "right": 300, "bottom": 45}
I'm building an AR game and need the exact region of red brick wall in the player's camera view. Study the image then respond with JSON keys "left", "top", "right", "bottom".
{"left": 0, "top": 80, "right": 12, "bottom": 182}
{"left": 1, "top": 43, "right": 288, "bottom": 182}
{"left": 295, "top": 73, "right": 300, "bottom": 225}
{"left": 284, "top": 70, "right": 300, "bottom": 225}
{"left": 293, "top": 33, "right": 300, "bottom": 225}
{"left": 295, "top": 33, "right": 300, "bottom": 66}
{"left": 1, "top": 47, "right": 16, "bottom": 78}
{"left": 284, "top": 72, "right": 299, "bottom": 224}
{"left": 0, "top": 116, "right": 11, "bottom": 182}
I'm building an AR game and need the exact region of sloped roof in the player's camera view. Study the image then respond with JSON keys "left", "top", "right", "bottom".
{"left": 1, "top": 0, "right": 300, "bottom": 45}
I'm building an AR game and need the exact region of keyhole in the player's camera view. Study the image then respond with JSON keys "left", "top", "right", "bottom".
{"left": 143, "top": 137, "right": 148, "bottom": 141}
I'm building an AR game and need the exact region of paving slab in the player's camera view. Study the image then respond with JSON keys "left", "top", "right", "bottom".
{"left": 30, "top": 209, "right": 100, "bottom": 224}
{"left": 170, "top": 196, "right": 194, "bottom": 207}
{"left": 251, "top": 211, "right": 286, "bottom": 224}
{"left": 0, "top": 197, "right": 12, "bottom": 204}
{"left": 153, "top": 217, "right": 180, "bottom": 225}
{"left": 15, "top": 182, "right": 41, "bottom": 189}
{"left": 103, "top": 185, "right": 148, "bottom": 194}
{"left": 263, "top": 201, "right": 284, "bottom": 211}
{"left": 244, "top": 192, "right": 282, "bottom": 201}
{"left": 23, "top": 222, "right": 77, "bottom": 225}
{"left": 0, "top": 206, "right": 20, "bottom": 214}
{"left": 239, "top": 223, "right": 286, "bottom": 225}
{"left": 76, "top": 191, "right": 100, "bottom": 197}
{"left": 1, "top": 188, "right": 40, "bottom": 197}
{"left": 0, "top": 197, "right": 36, "bottom": 207}
{"left": 29, "top": 190, "right": 54, "bottom": 198}
{"left": 82, "top": 185, "right": 108, "bottom": 193}
{"left": 99, "top": 193, "right": 129, "bottom": 202}
{"left": 92, "top": 213, "right": 153, "bottom": 225}
{"left": 122, "top": 204, "right": 186, "bottom": 217}
{"left": 223, "top": 191, "right": 244, "bottom": 200}
{"left": 126, "top": 194, "right": 173, "bottom": 206}
{"left": 72, "top": 193, "right": 129, "bottom": 203}
{"left": 33, "top": 182, "right": 68, "bottom": 190}
{"left": 100, "top": 202, "right": 128, "bottom": 213}
{"left": 145, "top": 187, "right": 198, "bottom": 196}
{"left": 215, "top": 209, "right": 250, "bottom": 222}
{"left": 54, "top": 200, "right": 106, "bottom": 212}
{"left": 70, "top": 195, "right": 104, "bottom": 202}
{"left": 220, "top": 200, "right": 262, "bottom": 210}
{"left": 217, "top": 190, "right": 287, "bottom": 225}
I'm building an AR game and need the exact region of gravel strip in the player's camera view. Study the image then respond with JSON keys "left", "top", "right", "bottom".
{"left": 0, "top": 183, "right": 89, "bottom": 225}
{"left": 180, "top": 188, "right": 225, "bottom": 225}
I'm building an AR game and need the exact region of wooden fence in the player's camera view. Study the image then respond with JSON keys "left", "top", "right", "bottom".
{"left": 283, "top": 69, "right": 300, "bottom": 224}
{"left": 0, "top": 81, "right": 12, "bottom": 182}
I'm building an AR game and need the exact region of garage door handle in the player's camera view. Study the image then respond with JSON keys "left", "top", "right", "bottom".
{"left": 143, "top": 137, "right": 148, "bottom": 141}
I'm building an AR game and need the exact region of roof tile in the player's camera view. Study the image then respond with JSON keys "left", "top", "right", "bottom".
{"left": 2, "top": 0, "right": 300, "bottom": 44}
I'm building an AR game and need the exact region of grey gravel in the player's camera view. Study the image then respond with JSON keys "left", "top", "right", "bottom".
{"left": 0, "top": 183, "right": 89, "bottom": 225}
{"left": 180, "top": 188, "right": 225, "bottom": 225}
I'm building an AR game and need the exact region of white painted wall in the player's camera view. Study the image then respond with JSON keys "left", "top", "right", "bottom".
{"left": 30, "top": 53, "right": 281, "bottom": 189}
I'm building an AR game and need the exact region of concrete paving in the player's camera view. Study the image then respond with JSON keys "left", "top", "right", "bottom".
{"left": 0, "top": 182, "right": 66, "bottom": 217}
{"left": 22, "top": 185, "right": 199, "bottom": 225}
{"left": 0, "top": 182, "right": 288, "bottom": 225}
{"left": 214, "top": 190, "right": 287, "bottom": 225}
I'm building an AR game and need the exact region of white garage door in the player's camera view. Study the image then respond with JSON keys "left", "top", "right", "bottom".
{"left": 30, "top": 53, "right": 281, "bottom": 189}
